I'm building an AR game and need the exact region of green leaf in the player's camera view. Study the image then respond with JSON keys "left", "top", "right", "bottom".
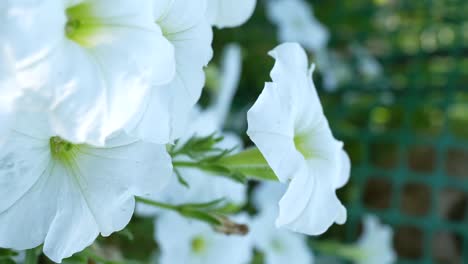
{"left": 219, "top": 148, "right": 278, "bottom": 181}
{"left": 0, "top": 249, "right": 17, "bottom": 259}
{"left": 179, "top": 209, "right": 222, "bottom": 226}
{"left": 24, "top": 248, "right": 38, "bottom": 264}
{"left": 182, "top": 198, "right": 226, "bottom": 210}
{"left": 310, "top": 240, "right": 366, "bottom": 261}
{"left": 175, "top": 169, "right": 190, "bottom": 188}
{"left": 215, "top": 202, "right": 244, "bottom": 214}
{"left": 116, "top": 228, "right": 135, "bottom": 241}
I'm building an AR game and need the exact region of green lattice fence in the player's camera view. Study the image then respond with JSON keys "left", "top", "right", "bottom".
{"left": 214, "top": 0, "right": 468, "bottom": 262}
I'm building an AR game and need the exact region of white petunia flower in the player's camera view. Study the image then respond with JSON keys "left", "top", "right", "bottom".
{"left": 266, "top": 0, "right": 329, "bottom": 53}
{"left": 206, "top": 0, "right": 257, "bottom": 28}
{"left": 2, "top": 0, "right": 175, "bottom": 145}
{"left": 356, "top": 215, "right": 396, "bottom": 264}
{"left": 0, "top": 110, "right": 173, "bottom": 263}
{"left": 156, "top": 211, "right": 253, "bottom": 264}
{"left": 250, "top": 183, "right": 314, "bottom": 264}
{"left": 127, "top": 0, "right": 213, "bottom": 143}
{"left": 247, "top": 43, "right": 350, "bottom": 235}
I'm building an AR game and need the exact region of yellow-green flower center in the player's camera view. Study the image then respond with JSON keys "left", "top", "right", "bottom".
{"left": 50, "top": 136, "right": 75, "bottom": 161}
{"left": 65, "top": 19, "right": 82, "bottom": 37}
{"left": 191, "top": 236, "right": 206, "bottom": 254}
{"left": 271, "top": 238, "right": 284, "bottom": 253}
{"left": 294, "top": 134, "right": 314, "bottom": 159}
{"left": 65, "top": 3, "right": 102, "bottom": 47}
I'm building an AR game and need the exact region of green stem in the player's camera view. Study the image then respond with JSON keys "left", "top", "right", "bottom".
{"left": 173, "top": 147, "right": 279, "bottom": 182}
{"left": 310, "top": 240, "right": 366, "bottom": 261}
{"left": 135, "top": 197, "right": 223, "bottom": 226}
{"left": 172, "top": 161, "right": 202, "bottom": 169}
{"left": 135, "top": 196, "right": 178, "bottom": 211}
{"left": 24, "top": 248, "right": 37, "bottom": 264}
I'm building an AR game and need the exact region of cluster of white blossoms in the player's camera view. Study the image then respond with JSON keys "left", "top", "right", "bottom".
{"left": 0, "top": 1, "right": 396, "bottom": 263}
{"left": 0, "top": 0, "right": 254, "bottom": 262}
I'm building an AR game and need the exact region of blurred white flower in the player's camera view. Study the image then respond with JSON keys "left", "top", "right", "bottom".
{"left": 156, "top": 211, "right": 253, "bottom": 264}
{"left": 2, "top": 0, "right": 175, "bottom": 145}
{"left": 128, "top": 0, "right": 213, "bottom": 143}
{"left": 356, "top": 215, "right": 396, "bottom": 264}
{"left": 316, "top": 49, "right": 353, "bottom": 91}
{"left": 138, "top": 44, "right": 246, "bottom": 216}
{"left": 206, "top": 0, "right": 257, "bottom": 28}
{"left": 0, "top": 110, "right": 172, "bottom": 263}
{"left": 247, "top": 43, "right": 350, "bottom": 235}
{"left": 250, "top": 183, "right": 314, "bottom": 264}
{"left": 266, "top": 0, "right": 329, "bottom": 53}
{"left": 351, "top": 44, "right": 383, "bottom": 81}
{"left": 205, "top": 44, "right": 243, "bottom": 128}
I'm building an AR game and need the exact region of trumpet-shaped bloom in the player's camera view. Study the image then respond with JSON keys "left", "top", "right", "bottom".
{"left": 2, "top": 0, "right": 175, "bottom": 145}
{"left": 356, "top": 215, "right": 396, "bottom": 264}
{"left": 128, "top": 0, "right": 213, "bottom": 143}
{"left": 247, "top": 43, "right": 350, "bottom": 235}
{"left": 206, "top": 0, "right": 257, "bottom": 28}
{"left": 156, "top": 212, "right": 253, "bottom": 264}
{"left": 0, "top": 110, "right": 172, "bottom": 263}
{"left": 266, "top": 0, "right": 329, "bottom": 53}
{"left": 250, "top": 183, "right": 314, "bottom": 264}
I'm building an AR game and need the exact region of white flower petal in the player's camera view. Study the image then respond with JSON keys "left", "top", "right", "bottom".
{"left": 336, "top": 150, "right": 351, "bottom": 189}
{"left": 129, "top": 0, "right": 213, "bottom": 143}
{"left": 206, "top": 0, "right": 257, "bottom": 28}
{"left": 266, "top": 0, "right": 329, "bottom": 52}
{"left": 42, "top": 164, "right": 101, "bottom": 263}
{"left": 0, "top": 133, "right": 50, "bottom": 215}
{"left": 357, "top": 215, "right": 396, "bottom": 264}
{"left": 0, "top": 162, "right": 59, "bottom": 251}
{"left": 71, "top": 135, "right": 173, "bottom": 234}
{"left": 0, "top": 47, "right": 21, "bottom": 141}
{"left": 277, "top": 168, "right": 347, "bottom": 235}
{"left": 250, "top": 183, "right": 314, "bottom": 264}
{"left": 268, "top": 42, "right": 323, "bottom": 126}
{"left": 275, "top": 165, "right": 312, "bottom": 225}
{"left": 247, "top": 82, "right": 304, "bottom": 182}
{"left": 2, "top": 0, "right": 66, "bottom": 70}
{"left": 210, "top": 44, "right": 242, "bottom": 127}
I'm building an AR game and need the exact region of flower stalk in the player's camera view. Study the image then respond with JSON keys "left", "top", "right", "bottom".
{"left": 310, "top": 240, "right": 366, "bottom": 261}
{"left": 135, "top": 196, "right": 249, "bottom": 235}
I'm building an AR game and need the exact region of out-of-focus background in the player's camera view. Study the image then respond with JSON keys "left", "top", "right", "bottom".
{"left": 211, "top": 0, "right": 468, "bottom": 263}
